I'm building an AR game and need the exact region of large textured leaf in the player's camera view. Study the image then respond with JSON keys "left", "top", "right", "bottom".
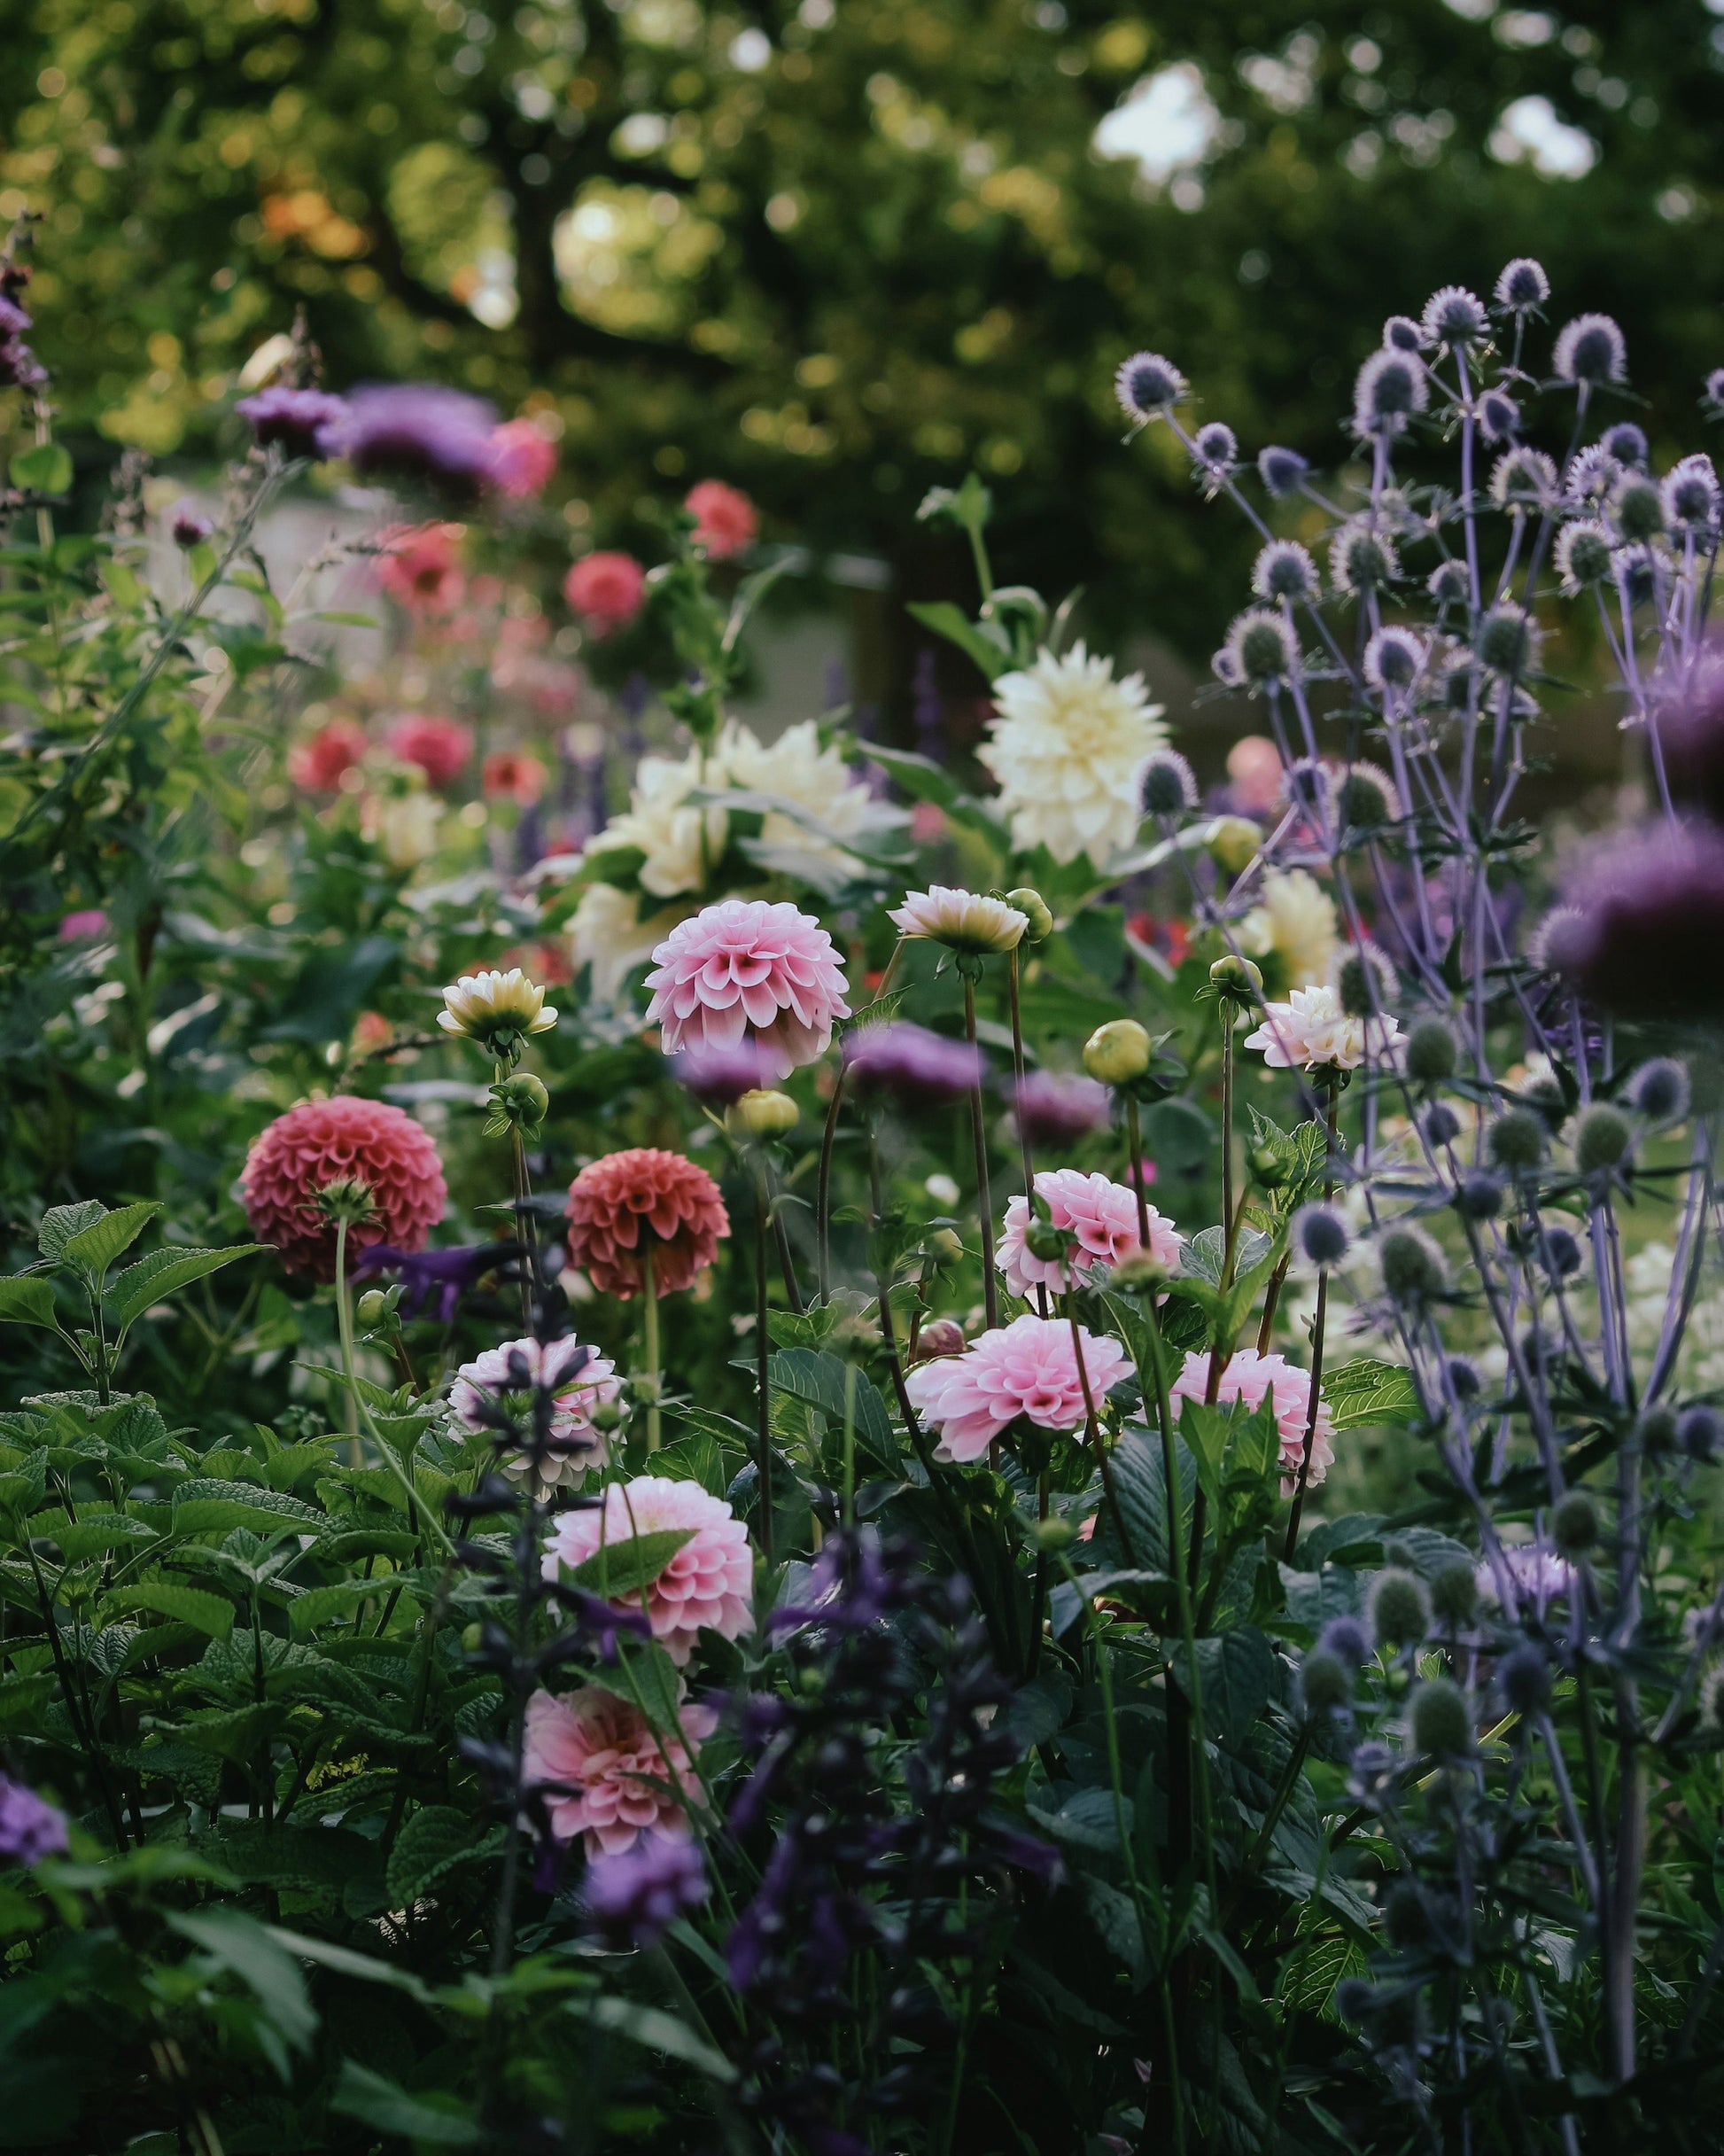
{"left": 1171, "top": 1627, "right": 1277, "bottom": 1746}
{"left": 173, "top": 1479, "right": 322, "bottom": 1537}
{"left": 37, "top": 1202, "right": 107, "bottom": 1261}
{"left": 1106, "top": 1426, "right": 1192, "bottom": 1577}
{"left": 1081, "top": 1876, "right": 1145, "bottom": 1980}
{"left": 0, "top": 1279, "right": 61, "bottom": 1335}
{"left": 105, "top": 1245, "right": 264, "bottom": 1335}
{"left": 105, "top": 1584, "right": 235, "bottom": 1640}
{"left": 1277, "top": 1563, "right": 1363, "bottom": 1638}
{"left": 386, "top": 1805, "right": 502, "bottom": 1909}
{"left": 768, "top": 1349, "right": 898, "bottom": 1467}
{"left": 565, "top": 1527, "right": 695, "bottom": 1599}
{"left": 330, "top": 2062, "right": 479, "bottom": 2146}
{"left": 1323, "top": 1358, "right": 1424, "bottom": 1432}
{"left": 58, "top": 1202, "right": 162, "bottom": 1282}
{"left": 52, "top": 1514, "right": 157, "bottom": 1566}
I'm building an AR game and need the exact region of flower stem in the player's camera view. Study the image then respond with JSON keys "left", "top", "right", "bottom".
{"left": 1124, "top": 1091, "right": 1151, "bottom": 1255}
{"left": 754, "top": 1170, "right": 774, "bottom": 1568}
{"left": 816, "top": 1072, "right": 845, "bottom": 1306}
{"left": 1006, "top": 947, "right": 1035, "bottom": 1202}
{"left": 641, "top": 1243, "right": 661, "bottom": 1453}
{"left": 334, "top": 1218, "right": 361, "bottom": 1472}
{"left": 1284, "top": 1084, "right": 1339, "bottom": 1562}
{"left": 962, "top": 974, "right": 998, "bottom": 1333}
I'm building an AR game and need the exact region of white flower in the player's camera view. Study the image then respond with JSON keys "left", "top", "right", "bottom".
{"left": 586, "top": 740, "right": 727, "bottom": 899}
{"left": 888, "top": 884, "right": 1028, "bottom": 953}
{"left": 978, "top": 642, "right": 1168, "bottom": 868}
{"left": 368, "top": 789, "right": 443, "bottom": 868}
{"left": 568, "top": 883, "right": 688, "bottom": 1004}
{"left": 1237, "top": 868, "right": 1339, "bottom": 990}
{"left": 438, "top": 968, "right": 557, "bottom": 1046}
{"left": 450, "top": 1335, "right": 620, "bottom": 1489}
{"left": 1242, "top": 983, "right": 1403, "bottom": 1072}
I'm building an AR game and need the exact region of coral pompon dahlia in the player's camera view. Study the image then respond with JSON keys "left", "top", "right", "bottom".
{"left": 449, "top": 1335, "right": 620, "bottom": 1486}
{"left": 644, "top": 899, "right": 850, "bottom": 1080}
{"left": 542, "top": 1475, "right": 755, "bottom": 1663}
{"left": 998, "top": 1169, "right": 1184, "bottom": 1297}
{"left": 438, "top": 968, "right": 557, "bottom": 1054}
{"left": 240, "top": 1096, "right": 447, "bottom": 1280}
{"left": 524, "top": 1685, "right": 716, "bottom": 1856}
{"left": 565, "top": 1148, "right": 728, "bottom": 1298}
{"left": 904, "top": 1313, "right": 1131, "bottom": 1463}
{"left": 887, "top": 886, "right": 1028, "bottom": 955}
{"left": 1169, "top": 1348, "right": 1334, "bottom": 1495}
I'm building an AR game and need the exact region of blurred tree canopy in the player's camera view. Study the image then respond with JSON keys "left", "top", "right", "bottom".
{"left": 4, "top": 0, "right": 1724, "bottom": 667}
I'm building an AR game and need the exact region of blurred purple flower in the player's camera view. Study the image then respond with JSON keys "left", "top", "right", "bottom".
{"left": 171, "top": 500, "right": 213, "bottom": 549}
{"left": 845, "top": 1022, "right": 981, "bottom": 1109}
{"left": 586, "top": 1833, "right": 709, "bottom": 1949}
{"left": 235, "top": 385, "right": 348, "bottom": 458}
{"left": 1542, "top": 821, "right": 1724, "bottom": 1021}
{"left": 1009, "top": 1070, "right": 1110, "bottom": 1149}
{"left": 1657, "top": 649, "right": 1724, "bottom": 822}
{"left": 330, "top": 384, "right": 501, "bottom": 493}
{"left": 669, "top": 1039, "right": 779, "bottom": 1107}
{"left": 0, "top": 1777, "right": 67, "bottom": 1865}
{"left": 353, "top": 1241, "right": 505, "bottom": 1322}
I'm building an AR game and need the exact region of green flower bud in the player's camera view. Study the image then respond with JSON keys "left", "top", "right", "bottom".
{"left": 1083, "top": 1018, "right": 1152, "bottom": 1086}
{"left": 1551, "top": 1491, "right": 1599, "bottom": 1555}
{"left": 1248, "top": 1142, "right": 1285, "bottom": 1188}
{"left": 1638, "top": 1405, "right": 1679, "bottom": 1456}
{"left": 1369, "top": 1567, "right": 1432, "bottom": 1647}
{"left": 355, "top": 1289, "right": 390, "bottom": 1327}
{"left": 1109, "top": 1248, "right": 1172, "bottom": 1292}
{"left": 1031, "top": 1515, "right": 1075, "bottom": 1553}
{"left": 1403, "top": 1018, "right": 1458, "bottom": 1086}
{"left": 726, "top": 1087, "right": 800, "bottom": 1140}
{"left": 1300, "top": 1649, "right": 1354, "bottom": 1715}
{"left": 1004, "top": 888, "right": 1054, "bottom": 944}
{"left": 1409, "top": 1676, "right": 1473, "bottom": 1760}
{"left": 1024, "top": 1217, "right": 1071, "bottom": 1264}
{"left": 1573, "top": 1103, "right": 1632, "bottom": 1177}
{"left": 926, "top": 1228, "right": 966, "bottom": 1264}
{"left": 1208, "top": 953, "right": 1264, "bottom": 1005}
{"left": 1429, "top": 1560, "right": 1478, "bottom": 1627}
{"left": 1487, "top": 1108, "right": 1549, "bottom": 1175}
{"left": 1205, "top": 814, "right": 1263, "bottom": 876}
{"left": 488, "top": 1072, "right": 549, "bottom": 1136}
{"left": 315, "top": 1177, "right": 377, "bottom": 1226}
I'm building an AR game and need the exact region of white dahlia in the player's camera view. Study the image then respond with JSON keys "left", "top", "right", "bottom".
{"left": 568, "top": 883, "right": 689, "bottom": 1004}
{"left": 586, "top": 740, "right": 729, "bottom": 899}
{"left": 977, "top": 643, "right": 1168, "bottom": 868}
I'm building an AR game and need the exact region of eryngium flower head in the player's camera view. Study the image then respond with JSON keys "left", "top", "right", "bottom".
{"left": 1368, "top": 1566, "right": 1431, "bottom": 1646}
{"left": 1613, "top": 475, "right": 1666, "bottom": 546}
{"left": 1334, "top": 761, "right": 1399, "bottom": 835}
{"left": 235, "top": 385, "right": 348, "bottom": 458}
{"left": 1542, "top": 821, "right": 1724, "bottom": 1019}
{"left": 1409, "top": 1676, "right": 1472, "bottom": 1759}
{"left": 1300, "top": 1649, "right": 1352, "bottom": 1714}
{"left": 586, "top": 1833, "right": 709, "bottom": 1949}
{"left": 1495, "top": 257, "right": 1549, "bottom": 313}
{"left": 1476, "top": 387, "right": 1520, "bottom": 442}
{"left": 1378, "top": 1225, "right": 1448, "bottom": 1308}
{"left": 1427, "top": 557, "right": 1471, "bottom": 608}
{"left": 1383, "top": 314, "right": 1426, "bottom": 353}
{"left": 1280, "top": 757, "right": 1332, "bottom": 822}
{"left": 0, "top": 1777, "right": 68, "bottom": 1865}
{"left": 1333, "top": 938, "right": 1397, "bottom": 1019}
{"left": 1329, "top": 519, "right": 1399, "bottom": 596}
{"left": 1115, "top": 351, "right": 1187, "bottom": 422}
{"left": 1009, "top": 1070, "right": 1111, "bottom": 1149}
{"left": 1705, "top": 369, "right": 1724, "bottom": 420}
{"left": 1553, "top": 312, "right": 1627, "bottom": 388}
{"left": 1258, "top": 445, "right": 1309, "bottom": 498}
{"left": 978, "top": 644, "right": 1169, "bottom": 867}
{"left": 904, "top": 1312, "right": 1131, "bottom": 1461}
{"left": 1142, "top": 747, "right": 1200, "bottom": 818}
{"left": 889, "top": 883, "right": 1028, "bottom": 953}
{"left": 1631, "top": 1058, "right": 1690, "bottom": 1121}
{"left": 542, "top": 1475, "right": 755, "bottom": 1664}
{"left": 1224, "top": 606, "right": 1300, "bottom": 687}
{"left": 1192, "top": 421, "right": 1237, "bottom": 486}
{"left": 1555, "top": 518, "right": 1614, "bottom": 595}
{"left": 438, "top": 968, "right": 557, "bottom": 1053}
{"left": 1294, "top": 1203, "right": 1348, "bottom": 1268}
{"left": 645, "top": 899, "right": 851, "bottom": 1078}
{"left": 1489, "top": 447, "right": 1558, "bottom": 512}
{"left": 1474, "top": 601, "right": 1539, "bottom": 676}
{"left": 1252, "top": 538, "right": 1320, "bottom": 603}
{"left": 1353, "top": 347, "right": 1429, "bottom": 438}
{"left": 326, "top": 383, "right": 501, "bottom": 493}
{"left": 565, "top": 1148, "right": 729, "bottom": 1298}
{"left": 844, "top": 1021, "right": 983, "bottom": 1108}
{"left": 240, "top": 1096, "right": 447, "bottom": 1280}
{"left": 1662, "top": 453, "right": 1721, "bottom": 533}
{"left": 1363, "top": 626, "right": 1427, "bottom": 693}
{"left": 1421, "top": 284, "right": 1488, "bottom": 348}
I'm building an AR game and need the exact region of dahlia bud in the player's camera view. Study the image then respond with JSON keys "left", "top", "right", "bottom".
{"left": 1004, "top": 888, "right": 1053, "bottom": 944}
{"left": 1110, "top": 1248, "right": 1171, "bottom": 1293}
{"left": 1031, "top": 1515, "right": 1076, "bottom": 1552}
{"left": 909, "top": 1317, "right": 967, "bottom": 1365}
{"left": 726, "top": 1088, "right": 800, "bottom": 1140}
{"left": 925, "top": 1228, "right": 966, "bottom": 1265}
{"left": 355, "top": 1288, "right": 390, "bottom": 1327}
{"left": 1249, "top": 1144, "right": 1286, "bottom": 1188}
{"left": 1208, "top": 953, "right": 1264, "bottom": 1005}
{"left": 1205, "top": 815, "right": 1262, "bottom": 876}
{"left": 485, "top": 1071, "right": 549, "bottom": 1139}
{"left": 1023, "top": 1216, "right": 1072, "bottom": 1265}
{"left": 1083, "top": 1018, "right": 1152, "bottom": 1086}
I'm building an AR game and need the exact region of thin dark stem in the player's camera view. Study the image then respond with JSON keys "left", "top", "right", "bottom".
{"left": 1007, "top": 948, "right": 1035, "bottom": 1203}
{"left": 1284, "top": 1086, "right": 1339, "bottom": 1563}
{"left": 1124, "top": 1093, "right": 1151, "bottom": 1254}
{"left": 962, "top": 974, "right": 998, "bottom": 1332}
{"left": 816, "top": 1072, "right": 846, "bottom": 1306}
{"left": 755, "top": 1171, "right": 774, "bottom": 1569}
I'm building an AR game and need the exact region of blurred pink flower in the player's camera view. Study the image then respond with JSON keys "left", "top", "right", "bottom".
{"left": 487, "top": 417, "right": 557, "bottom": 499}
{"left": 542, "top": 1474, "right": 755, "bottom": 1664}
{"left": 524, "top": 1685, "right": 716, "bottom": 1856}
{"left": 904, "top": 1312, "right": 1131, "bottom": 1463}
{"left": 290, "top": 717, "right": 368, "bottom": 793}
{"left": 58, "top": 909, "right": 109, "bottom": 942}
{"left": 644, "top": 899, "right": 850, "bottom": 1081}
{"left": 565, "top": 550, "right": 647, "bottom": 636}
{"left": 376, "top": 522, "right": 465, "bottom": 616}
{"left": 998, "top": 1168, "right": 1184, "bottom": 1297}
{"left": 386, "top": 712, "right": 473, "bottom": 789}
{"left": 686, "top": 479, "right": 757, "bottom": 560}
{"left": 909, "top": 802, "right": 949, "bottom": 845}
{"left": 1227, "top": 733, "right": 1284, "bottom": 813}
{"left": 1169, "top": 1348, "right": 1334, "bottom": 1495}
{"left": 482, "top": 751, "right": 547, "bottom": 806}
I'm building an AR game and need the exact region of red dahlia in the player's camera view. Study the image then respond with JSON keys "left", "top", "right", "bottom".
{"left": 240, "top": 1095, "right": 447, "bottom": 1281}
{"left": 565, "top": 1148, "right": 728, "bottom": 1299}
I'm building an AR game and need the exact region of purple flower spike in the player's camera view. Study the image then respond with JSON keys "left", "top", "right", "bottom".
{"left": 844, "top": 1022, "right": 982, "bottom": 1109}
{"left": 0, "top": 1776, "right": 68, "bottom": 1865}
{"left": 236, "top": 385, "right": 349, "bottom": 458}
{"left": 1009, "top": 1070, "right": 1110, "bottom": 1150}
{"left": 352, "top": 1241, "right": 506, "bottom": 1324}
{"left": 1543, "top": 821, "right": 1724, "bottom": 1021}
{"left": 586, "top": 1833, "right": 709, "bottom": 1950}
{"left": 329, "top": 384, "right": 501, "bottom": 493}
{"left": 669, "top": 1039, "right": 780, "bottom": 1108}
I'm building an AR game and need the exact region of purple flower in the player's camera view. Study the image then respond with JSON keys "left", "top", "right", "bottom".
{"left": 1656, "top": 650, "right": 1724, "bottom": 822}
{"left": 1543, "top": 821, "right": 1724, "bottom": 1021}
{"left": 171, "top": 500, "right": 213, "bottom": 549}
{"left": 0, "top": 1777, "right": 67, "bottom": 1865}
{"left": 352, "top": 1241, "right": 505, "bottom": 1323}
{"left": 1009, "top": 1070, "right": 1110, "bottom": 1150}
{"left": 330, "top": 384, "right": 501, "bottom": 493}
{"left": 0, "top": 298, "right": 31, "bottom": 338}
{"left": 236, "top": 385, "right": 349, "bottom": 458}
{"left": 668, "top": 1039, "right": 780, "bottom": 1108}
{"left": 586, "top": 1833, "right": 709, "bottom": 1949}
{"left": 844, "top": 1022, "right": 981, "bottom": 1109}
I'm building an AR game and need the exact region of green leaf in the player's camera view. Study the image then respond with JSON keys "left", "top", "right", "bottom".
{"left": 1323, "top": 1358, "right": 1423, "bottom": 1433}
{"left": 37, "top": 1203, "right": 107, "bottom": 1261}
{"left": 58, "top": 1202, "right": 163, "bottom": 1284}
{"left": 330, "top": 2061, "right": 481, "bottom": 2146}
{"left": 105, "top": 1583, "right": 235, "bottom": 1639}
{"left": 1081, "top": 1876, "right": 1145, "bottom": 1980}
{"left": 1171, "top": 1627, "right": 1277, "bottom": 1746}
{"left": 173, "top": 1479, "right": 323, "bottom": 1537}
{"left": 565, "top": 1527, "right": 695, "bottom": 1599}
{"left": 105, "top": 1245, "right": 265, "bottom": 1335}
{"left": 289, "top": 1581, "right": 387, "bottom": 1638}
{"left": 768, "top": 1349, "right": 897, "bottom": 1466}
{"left": 0, "top": 1279, "right": 61, "bottom": 1335}
{"left": 650, "top": 1433, "right": 730, "bottom": 1499}
{"left": 904, "top": 599, "right": 1012, "bottom": 682}
{"left": 386, "top": 1805, "right": 501, "bottom": 1909}
{"left": 167, "top": 1907, "right": 317, "bottom": 2056}
{"left": 1142, "top": 1097, "right": 1215, "bottom": 1174}
{"left": 9, "top": 442, "right": 73, "bottom": 496}
{"left": 1106, "top": 1427, "right": 1193, "bottom": 1578}
{"left": 51, "top": 1514, "right": 157, "bottom": 1565}
{"left": 0, "top": 1452, "right": 47, "bottom": 1518}
{"left": 574, "top": 1996, "right": 738, "bottom": 2083}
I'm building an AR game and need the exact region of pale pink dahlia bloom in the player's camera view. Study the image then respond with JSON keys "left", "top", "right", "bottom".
{"left": 904, "top": 1312, "right": 1131, "bottom": 1463}
{"left": 523, "top": 1685, "right": 716, "bottom": 1856}
{"left": 998, "top": 1168, "right": 1184, "bottom": 1297}
{"left": 643, "top": 899, "right": 850, "bottom": 1081}
{"left": 1169, "top": 1348, "right": 1334, "bottom": 1495}
{"left": 1242, "top": 984, "right": 1402, "bottom": 1073}
{"left": 449, "top": 1335, "right": 621, "bottom": 1488}
{"left": 541, "top": 1475, "right": 755, "bottom": 1664}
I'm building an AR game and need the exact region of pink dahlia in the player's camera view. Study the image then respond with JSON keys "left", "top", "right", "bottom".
{"left": 240, "top": 1095, "right": 447, "bottom": 1281}
{"left": 566, "top": 1148, "right": 729, "bottom": 1299}
{"left": 290, "top": 716, "right": 367, "bottom": 793}
{"left": 386, "top": 712, "right": 473, "bottom": 789}
{"left": 1169, "top": 1348, "right": 1334, "bottom": 1495}
{"left": 998, "top": 1168, "right": 1184, "bottom": 1297}
{"left": 487, "top": 416, "right": 557, "bottom": 499}
{"left": 564, "top": 550, "right": 647, "bottom": 636}
{"left": 685, "top": 479, "right": 757, "bottom": 560}
{"left": 904, "top": 1312, "right": 1132, "bottom": 1464}
{"left": 376, "top": 522, "right": 466, "bottom": 616}
{"left": 644, "top": 899, "right": 850, "bottom": 1082}
{"left": 482, "top": 751, "right": 547, "bottom": 806}
{"left": 542, "top": 1475, "right": 755, "bottom": 1664}
{"left": 58, "top": 908, "right": 109, "bottom": 942}
{"left": 449, "top": 1334, "right": 621, "bottom": 1487}
{"left": 524, "top": 1685, "right": 716, "bottom": 1856}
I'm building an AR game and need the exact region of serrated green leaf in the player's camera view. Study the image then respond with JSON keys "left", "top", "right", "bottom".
{"left": 1323, "top": 1358, "right": 1423, "bottom": 1433}
{"left": 767, "top": 1349, "right": 897, "bottom": 1466}
{"left": 58, "top": 1203, "right": 162, "bottom": 1283}
{"left": 0, "top": 1279, "right": 61, "bottom": 1335}
{"left": 386, "top": 1804, "right": 501, "bottom": 1909}
{"left": 288, "top": 1582, "right": 387, "bottom": 1638}
{"left": 105, "top": 1245, "right": 264, "bottom": 1335}
{"left": 565, "top": 1527, "right": 695, "bottom": 1599}
{"left": 105, "top": 1583, "right": 235, "bottom": 1639}
{"left": 38, "top": 1203, "right": 108, "bottom": 1260}
{"left": 173, "top": 1479, "right": 322, "bottom": 1537}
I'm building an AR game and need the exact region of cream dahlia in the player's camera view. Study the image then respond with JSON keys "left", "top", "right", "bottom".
{"left": 542, "top": 1475, "right": 755, "bottom": 1664}
{"left": 240, "top": 1095, "right": 447, "bottom": 1281}
{"left": 1169, "top": 1347, "right": 1335, "bottom": 1496}
{"left": 1238, "top": 868, "right": 1339, "bottom": 991}
{"left": 887, "top": 885, "right": 1028, "bottom": 954}
{"left": 978, "top": 643, "right": 1168, "bottom": 868}
{"left": 449, "top": 1334, "right": 620, "bottom": 1487}
{"left": 1242, "top": 983, "right": 1403, "bottom": 1072}
{"left": 437, "top": 967, "right": 557, "bottom": 1054}
{"left": 644, "top": 899, "right": 850, "bottom": 1080}
{"left": 567, "top": 884, "right": 687, "bottom": 1005}
{"left": 524, "top": 1685, "right": 716, "bottom": 1855}
{"left": 904, "top": 1312, "right": 1132, "bottom": 1463}
{"left": 998, "top": 1169, "right": 1184, "bottom": 1297}
{"left": 565, "top": 1148, "right": 729, "bottom": 1298}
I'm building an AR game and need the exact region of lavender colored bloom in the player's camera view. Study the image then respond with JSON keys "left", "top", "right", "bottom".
{"left": 1494, "top": 257, "right": 1549, "bottom": 313}
{"left": 1382, "top": 315, "right": 1425, "bottom": 353}
{"left": 0, "top": 339, "right": 45, "bottom": 392}
{"left": 1353, "top": 347, "right": 1427, "bottom": 438}
{"left": 1600, "top": 421, "right": 1648, "bottom": 469}
{"left": 1705, "top": 369, "right": 1724, "bottom": 420}
{"left": 1010, "top": 1070, "right": 1110, "bottom": 1149}
{"left": 0, "top": 1776, "right": 67, "bottom": 1865}
{"left": 1553, "top": 312, "right": 1627, "bottom": 388}
{"left": 1476, "top": 387, "right": 1520, "bottom": 442}
{"left": 1192, "top": 421, "right": 1237, "bottom": 480}
{"left": 1476, "top": 1544, "right": 1573, "bottom": 1614}
{"left": 352, "top": 1241, "right": 505, "bottom": 1322}
{"left": 1543, "top": 821, "right": 1724, "bottom": 1020}
{"left": 236, "top": 385, "right": 348, "bottom": 458}
{"left": 328, "top": 384, "right": 501, "bottom": 493}
{"left": 1421, "top": 284, "right": 1488, "bottom": 349}
{"left": 1318, "top": 1615, "right": 1372, "bottom": 1666}
{"left": 586, "top": 1833, "right": 708, "bottom": 1949}
{"left": 1258, "top": 445, "right": 1308, "bottom": 498}
{"left": 1114, "top": 351, "right": 1186, "bottom": 422}
{"left": 669, "top": 1039, "right": 780, "bottom": 1107}
{"left": 844, "top": 1022, "right": 981, "bottom": 1109}
{"left": 170, "top": 500, "right": 213, "bottom": 549}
